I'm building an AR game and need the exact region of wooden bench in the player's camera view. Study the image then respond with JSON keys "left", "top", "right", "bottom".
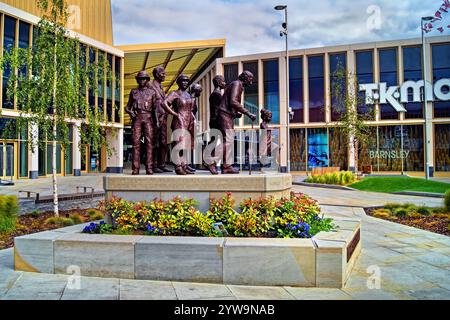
{"left": 311, "top": 167, "right": 340, "bottom": 176}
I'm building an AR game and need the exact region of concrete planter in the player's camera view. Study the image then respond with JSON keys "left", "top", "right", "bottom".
{"left": 14, "top": 219, "right": 361, "bottom": 288}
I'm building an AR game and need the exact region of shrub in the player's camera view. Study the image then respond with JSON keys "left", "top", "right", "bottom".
{"left": 45, "top": 217, "right": 74, "bottom": 227}
{"left": 393, "top": 208, "right": 408, "bottom": 218}
{"left": 0, "top": 195, "right": 19, "bottom": 233}
{"left": 89, "top": 212, "right": 104, "bottom": 221}
{"left": 384, "top": 203, "right": 401, "bottom": 211}
{"left": 306, "top": 171, "right": 356, "bottom": 186}
{"left": 70, "top": 214, "right": 85, "bottom": 224}
{"left": 28, "top": 210, "right": 41, "bottom": 218}
{"left": 416, "top": 207, "right": 431, "bottom": 217}
{"left": 445, "top": 190, "right": 450, "bottom": 211}
{"left": 373, "top": 209, "right": 391, "bottom": 219}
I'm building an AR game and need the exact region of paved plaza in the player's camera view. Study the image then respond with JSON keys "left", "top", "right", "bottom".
{"left": 0, "top": 174, "right": 449, "bottom": 300}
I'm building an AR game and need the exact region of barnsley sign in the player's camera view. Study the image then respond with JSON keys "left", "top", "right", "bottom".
{"left": 359, "top": 79, "right": 450, "bottom": 112}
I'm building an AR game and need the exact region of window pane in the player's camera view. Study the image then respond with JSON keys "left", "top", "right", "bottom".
{"left": 88, "top": 47, "right": 96, "bottom": 112}
{"left": 378, "top": 126, "right": 402, "bottom": 171}
{"left": 0, "top": 117, "right": 17, "bottom": 139}
{"left": 2, "top": 16, "right": 17, "bottom": 109}
{"left": 106, "top": 54, "right": 113, "bottom": 122}
{"left": 379, "top": 49, "right": 399, "bottom": 120}
{"left": 243, "top": 62, "right": 259, "bottom": 125}
{"left": 224, "top": 64, "right": 239, "bottom": 125}
{"left": 114, "top": 57, "right": 121, "bottom": 123}
{"left": 18, "top": 21, "right": 31, "bottom": 106}
{"left": 20, "top": 140, "right": 28, "bottom": 178}
{"left": 264, "top": 60, "right": 279, "bottom": 124}
{"left": 307, "top": 128, "right": 328, "bottom": 168}
{"left": 290, "top": 128, "right": 306, "bottom": 171}
{"left": 98, "top": 51, "right": 105, "bottom": 118}
{"left": 403, "top": 46, "right": 423, "bottom": 119}
{"left": 289, "top": 57, "right": 303, "bottom": 123}
{"left": 435, "top": 124, "right": 450, "bottom": 172}
{"left": 329, "top": 127, "right": 348, "bottom": 170}
{"left": 358, "top": 126, "right": 378, "bottom": 171}
{"left": 78, "top": 44, "right": 87, "bottom": 118}
{"left": 330, "top": 53, "right": 347, "bottom": 121}
{"left": 356, "top": 51, "right": 375, "bottom": 119}
{"left": 403, "top": 125, "right": 424, "bottom": 172}
{"left": 432, "top": 44, "right": 450, "bottom": 118}
{"left": 308, "top": 56, "right": 325, "bottom": 123}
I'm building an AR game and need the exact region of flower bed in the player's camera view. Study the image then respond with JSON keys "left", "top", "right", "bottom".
{"left": 92, "top": 192, "right": 335, "bottom": 239}
{"left": 366, "top": 203, "right": 450, "bottom": 236}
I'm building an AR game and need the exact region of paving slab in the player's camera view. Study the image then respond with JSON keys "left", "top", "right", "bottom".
{"left": 284, "top": 287, "right": 352, "bottom": 300}
{"left": 61, "top": 277, "right": 119, "bottom": 300}
{"left": 119, "top": 279, "right": 178, "bottom": 300}
{"left": 227, "top": 285, "right": 294, "bottom": 300}
{"left": 172, "top": 282, "right": 235, "bottom": 300}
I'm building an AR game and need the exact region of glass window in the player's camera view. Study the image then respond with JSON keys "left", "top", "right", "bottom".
{"left": 98, "top": 51, "right": 105, "bottom": 119}
{"left": 106, "top": 54, "right": 113, "bottom": 122}
{"left": 243, "top": 61, "right": 259, "bottom": 125}
{"left": 263, "top": 60, "right": 280, "bottom": 124}
{"left": 290, "top": 128, "right": 306, "bottom": 171}
{"left": 308, "top": 55, "right": 325, "bottom": 123}
{"left": 78, "top": 44, "right": 87, "bottom": 118}
{"left": 18, "top": 22, "right": 31, "bottom": 105}
{"left": 379, "top": 48, "right": 399, "bottom": 120}
{"left": 435, "top": 124, "right": 450, "bottom": 172}
{"left": 358, "top": 126, "right": 378, "bottom": 170}
{"left": 378, "top": 126, "right": 403, "bottom": 171}
{"left": 19, "top": 140, "right": 28, "bottom": 178}
{"left": 307, "top": 128, "right": 328, "bottom": 168}
{"left": 403, "top": 46, "right": 423, "bottom": 119}
{"left": 0, "top": 117, "right": 17, "bottom": 139}
{"left": 356, "top": 51, "right": 375, "bottom": 119}
{"left": 114, "top": 57, "right": 121, "bottom": 123}
{"left": 65, "top": 144, "right": 73, "bottom": 175}
{"left": 47, "top": 143, "right": 62, "bottom": 175}
{"left": 2, "top": 16, "right": 17, "bottom": 109}
{"left": 329, "top": 127, "right": 348, "bottom": 170}
{"left": 88, "top": 47, "right": 96, "bottom": 112}
{"left": 289, "top": 57, "right": 303, "bottom": 123}
{"left": 330, "top": 53, "right": 347, "bottom": 121}
{"left": 224, "top": 63, "right": 239, "bottom": 125}
{"left": 432, "top": 44, "right": 450, "bottom": 118}
{"left": 402, "top": 125, "right": 424, "bottom": 172}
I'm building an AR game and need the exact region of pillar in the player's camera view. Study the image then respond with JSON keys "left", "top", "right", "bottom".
{"left": 28, "top": 123, "right": 39, "bottom": 179}
{"left": 72, "top": 123, "right": 82, "bottom": 176}
{"left": 106, "top": 127, "right": 124, "bottom": 174}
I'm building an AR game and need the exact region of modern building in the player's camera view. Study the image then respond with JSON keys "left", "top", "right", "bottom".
{"left": 0, "top": 0, "right": 124, "bottom": 180}
{"left": 193, "top": 35, "right": 450, "bottom": 177}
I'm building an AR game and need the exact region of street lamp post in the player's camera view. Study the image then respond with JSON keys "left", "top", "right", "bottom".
{"left": 421, "top": 16, "right": 433, "bottom": 180}
{"left": 275, "top": 5, "right": 291, "bottom": 173}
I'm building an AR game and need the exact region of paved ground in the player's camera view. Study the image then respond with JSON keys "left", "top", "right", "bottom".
{"left": 0, "top": 174, "right": 449, "bottom": 300}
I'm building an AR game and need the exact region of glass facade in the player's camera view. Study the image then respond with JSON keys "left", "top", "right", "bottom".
{"left": 330, "top": 53, "right": 347, "bottom": 122}
{"left": 290, "top": 128, "right": 306, "bottom": 171}
{"left": 88, "top": 47, "right": 96, "bottom": 112}
{"left": 308, "top": 56, "right": 325, "bottom": 123}
{"left": 432, "top": 44, "right": 450, "bottom": 118}
{"left": 98, "top": 51, "right": 105, "bottom": 119}
{"left": 2, "top": 16, "right": 16, "bottom": 109}
{"left": 403, "top": 46, "right": 423, "bottom": 119}
{"left": 435, "top": 124, "right": 450, "bottom": 172}
{"left": 289, "top": 57, "right": 303, "bottom": 123}
{"left": 263, "top": 60, "right": 279, "bottom": 124}
{"left": 243, "top": 61, "right": 259, "bottom": 125}
{"left": 114, "top": 57, "right": 121, "bottom": 123}
{"left": 379, "top": 48, "right": 399, "bottom": 120}
{"left": 356, "top": 50, "right": 375, "bottom": 120}
{"left": 78, "top": 44, "right": 87, "bottom": 118}
{"left": 106, "top": 54, "right": 113, "bottom": 122}
{"left": 329, "top": 127, "right": 348, "bottom": 170}
{"left": 224, "top": 63, "right": 239, "bottom": 125}
{"left": 308, "top": 128, "right": 328, "bottom": 168}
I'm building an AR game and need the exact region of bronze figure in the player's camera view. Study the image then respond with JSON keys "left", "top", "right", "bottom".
{"left": 186, "top": 83, "right": 203, "bottom": 173}
{"left": 148, "top": 66, "right": 172, "bottom": 173}
{"left": 217, "top": 71, "right": 257, "bottom": 174}
{"left": 205, "top": 75, "right": 226, "bottom": 175}
{"left": 260, "top": 109, "right": 273, "bottom": 166}
{"left": 125, "top": 70, "right": 158, "bottom": 175}
{"left": 162, "top": 74, "right": 196, "bottom": 175}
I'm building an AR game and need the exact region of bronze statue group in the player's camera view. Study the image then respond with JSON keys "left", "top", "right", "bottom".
{"left": 126, "top": 67, "right": 273, "bottom": 176}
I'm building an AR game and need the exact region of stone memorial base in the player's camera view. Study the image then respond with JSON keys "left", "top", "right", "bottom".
{"left": 103, "top": 172, "right": 292, "bottom": 212}
{"left": 14, "top": 219, "right": 361, "bottom": 288}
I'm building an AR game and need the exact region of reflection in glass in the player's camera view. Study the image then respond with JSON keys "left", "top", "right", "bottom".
{"left": 308, "top": 56, "right": 325, "bottom": 123}
{"left": 435, "top": 124, "right": 450, "bottom": 172}
{"left": 330, "top": 53, "right": 347, "bottom": 121}
{"left": 403, "top": 46, "right": 423, "bottom": 119}
{"left": 289, "top": 57, "right": 303, "bottom": 123}
{"left": 264, "top": 60, "right": 280, "bottom": 124}
{"left": 356, "top": 51, "right": 374, "bottom": 120}
{"left": 329, "top": 127, "right": 348, "bottom": 170}
{"left": 243, "top": 62, "right": 259, "bottom": 125}
{"left": 379, "top": 48, "right": 399, "bottom": 120}
{"left": 308, "top": 128, "right": 328, "bottom": 168}
{"left": 358, "top": 126, "right": 378, "bottom": 170}
{"left": 290, "top": 128, "right": 306, "bottom": 171}
{"left": 106, "top": 54, "right": 113, "bottom": 122}
{"left": 432, "top": 44, "right": 450, "bottom": 118}
{"left": 114, "top": 57, "right": 121, "bottom": 123}
{"left": 2, "top": 16, "right": 17, "bottom": 109}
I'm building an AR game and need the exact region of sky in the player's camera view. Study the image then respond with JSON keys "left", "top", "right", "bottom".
{"left": 111, "top": 0, "right": 450, "bottom": 57}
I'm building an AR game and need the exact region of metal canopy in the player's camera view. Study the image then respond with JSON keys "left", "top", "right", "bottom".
{"left": 117, "top": 39, "right": 225, "bottom": 126}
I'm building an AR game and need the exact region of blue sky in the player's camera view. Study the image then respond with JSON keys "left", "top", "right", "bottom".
{"left": 111, "top": 0, "right": 450, "bottom": 56}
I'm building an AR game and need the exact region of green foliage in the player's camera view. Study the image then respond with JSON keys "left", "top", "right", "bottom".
{"left": 392, "top": 208, "right": 408, "bottom": 218}
{"left": 69, "top": 214, "right": 84, "bottom": 224}
{"left": 0, "top": 196, "right": 19, "bottom": 233}
{"left": 29, "top": 210, "right": 41, "bottom": 218}
{"left": 306, "top": 171, "right": 357, "bottom": 185}
{"left": 416, "top": 207, "right": 431, "bottom": 217}
{"left": 98, "top": 193, "right": 335, "bottom": 239}
{"left": 445, "top": 190, "right": 450, "bottom": 211}
{"left": 350, "top": 177, "right": 450, "bottom": 194}
{"left": 45, "top": 217, "right": 74, "bottom": 227}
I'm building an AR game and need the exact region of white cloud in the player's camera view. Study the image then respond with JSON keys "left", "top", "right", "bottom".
{"left": 111, "top": 0, "right": 450, "bottom": 56}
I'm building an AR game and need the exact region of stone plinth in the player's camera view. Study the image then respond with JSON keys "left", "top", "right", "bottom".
{"left": 104, "top": 173, "right": 292, "bottom": 212}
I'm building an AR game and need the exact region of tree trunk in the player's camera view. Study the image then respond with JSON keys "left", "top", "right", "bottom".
{"left": 354, "top": 139, "right": 359, "bottom": 174}
{"left": 52, "top": 35, "right": 59, "bottom": 217}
